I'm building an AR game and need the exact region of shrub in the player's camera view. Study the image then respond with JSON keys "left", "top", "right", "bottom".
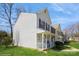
{"left": 0, "top": 31, "right": 12, "bottom": 47}
{"left": 55, "top": 41, "right": 63, "bottom": 46}
{"left": 0, "top": 31, "right": 7, "bottom": 45}
{"left": 53, "top": 41, "right": 64, "bottom": 50}
{"left": 3, "top": 36, "right": 12, "bottom": 48}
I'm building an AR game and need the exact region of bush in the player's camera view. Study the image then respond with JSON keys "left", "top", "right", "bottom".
{"left": 0, "top": 31, "right": 12, "bottom": 47}
{"left": 53, "top": 41, "right": 64, "bottom": 50}
{"left": 3, "top": 36, "right": 12, "bottom": 47}
{"left": 55, "top": 41, "right": 63, "bottom": 46}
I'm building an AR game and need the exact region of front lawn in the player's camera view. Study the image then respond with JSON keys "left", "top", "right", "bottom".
{"left": 0, "top": 45, "right": 79, "bottom": 56}
{"left": 47, "top": 49, "right": 79, "bottom": 56}
{"left": 69, "top": 41, "right": 79, "bottom": 49}
{"left": 0, "top": 46, "right": 46, "bottom": 56}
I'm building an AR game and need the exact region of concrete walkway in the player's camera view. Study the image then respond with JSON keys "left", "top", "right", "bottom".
{"left": 62, "top": 45, "right": 79, "bottom": 52}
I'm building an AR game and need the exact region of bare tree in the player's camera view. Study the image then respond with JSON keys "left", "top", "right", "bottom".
{"left": 64, "top": 22, "right": 79, "bottom": 38}
{"left": 0, "top": 3, "right": 26, "bottom": 45}
{"left": 74, "top": 22, "right": 79, "bottom": 33}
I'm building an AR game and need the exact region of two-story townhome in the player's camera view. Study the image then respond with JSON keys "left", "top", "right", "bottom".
{"left": 53, "top": 24, "right": 64, "bottom": 43}
{"left": 13, "top": 9, "right": 62, "bottom": 50}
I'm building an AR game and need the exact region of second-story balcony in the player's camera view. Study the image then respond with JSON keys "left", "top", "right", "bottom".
{"left": 38, "top": 18, "right": 55, "bottom": 34}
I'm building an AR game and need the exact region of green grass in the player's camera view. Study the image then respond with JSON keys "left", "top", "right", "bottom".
{"left": 0, "top": 45, "right": 79, "bottom": 56}
{"left": 0, "top": 46, "right": 46, "bottom": 56}
{"left": 0, "top": 41, "right": 79, "bottom": 56}
{"left": 69, "top": 41, "right": 79, "bottom": 49}
{"left": 52, "top": 45, "right": 71, "bottom": 51}
{"left": 47, "top": 49, "right": 79, "bottom": 56}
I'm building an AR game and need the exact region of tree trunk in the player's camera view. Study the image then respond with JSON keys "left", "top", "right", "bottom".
{"left": 10, "top": 24, "right": 14, "bottom": 46}
{"left": 9, "top": 4, "right": 14, "bottom": 46}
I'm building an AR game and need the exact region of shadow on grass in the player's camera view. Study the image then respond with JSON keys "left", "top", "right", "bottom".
{"left": 51, "top": 45, "right": 71, "bottom": 51}
{"left": 50, "top": 41, "right": 71, "bottom": 51}
{"left": 64, "top": 41, "right": 70, "bottom": 45}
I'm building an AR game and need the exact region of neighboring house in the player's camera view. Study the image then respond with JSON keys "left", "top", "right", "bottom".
{"left": 53, "top": 24, "right": 64, "bottom": 43}
{"left": 13, "top": 9, "right": 63, "bottom": 50}
{"left": 73, "top": 37, "right": 79, "bottom": 41}
{"left": 69, "top": 33, "right": 79, "bottom": 41}
{"left": 74, "top": 33, "right": 79, "bottom": 41}
{"left": 63, "top": 31, "right": 69, "bottom": 42}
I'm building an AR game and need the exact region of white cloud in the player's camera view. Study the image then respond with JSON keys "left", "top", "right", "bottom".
{"left": 49, "top": 3, "right": 64, "bottom": 12}
{"left": 49, "top": 3, "right": 72, "bottom": 15}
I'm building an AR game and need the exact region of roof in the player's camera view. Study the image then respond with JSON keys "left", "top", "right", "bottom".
{"left": 52, "top": 24, "right": 61, "bottom": 31}
{"left": 36, "top": 8, "right": 52, "bottom": 24}
{"left": 37, "top": 8, "right": 48, "bottom": 14}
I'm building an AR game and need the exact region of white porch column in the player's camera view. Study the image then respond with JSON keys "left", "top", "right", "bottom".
{"left": 42, "top": 33, "right": 44, "bottom": 50}
{"left": 46, "top": 34, "right": 47, "bottom": 49}
{"left": 50, "top": 34, "right": 51, "bottom": 48}
{"left": 53, "top": 36, "right": 55, "bottom": 47}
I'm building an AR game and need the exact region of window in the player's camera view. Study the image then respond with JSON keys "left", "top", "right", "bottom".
{"left": 37, "top": 34, "right": 42, "bottom": 49}
{"left": 38, "top": 18, "right": 51, "bottom": 31}
{"left": 43, "top": 34, "right": 46, "bottom": 48}
{"left": 39, "top": 18, "right": 42, "bottom": 28}
{"left": 48, "top": 24, "right": 50, "bottom": 31}
{"left": 51, "top": 27, "right": 55, "bottom": 33}
{"left": 46, "top": 23, "right": 50, "bottom": 31}
{"left": 41, "top": 21, "right": 45, "bottom": 30}
{"left": 39, "top": 18, "right": 46, "bottom": 30}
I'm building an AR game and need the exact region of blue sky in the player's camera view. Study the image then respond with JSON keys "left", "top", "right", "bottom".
{"left": 0, "top": 3, "right": 79, "bottom": 32}
{"left": 16, "top": 3, "right": 79, "bottom": 30}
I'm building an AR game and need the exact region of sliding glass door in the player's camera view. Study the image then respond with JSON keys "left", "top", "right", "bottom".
{"left": 37, "top": 34, "right": 42, "bottom": 49}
